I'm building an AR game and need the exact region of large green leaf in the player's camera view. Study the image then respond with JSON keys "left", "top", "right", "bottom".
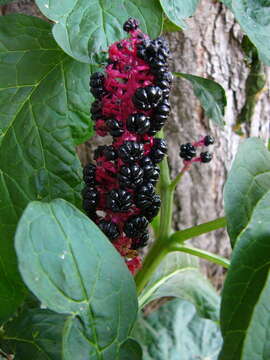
{"left": 224, "top": 137, "right": 270, "bottom": 246}
{"left": 0, "top": 14, "right": 92, "bottom": 322}
{"left": 220, "top": 190, "right": 270, "bottom": 360}
{"left": 228, "top": 1, "right": 270, "bottom": 66}
{"left": 133, "top": 299, "right": 223, "bottom": 360}
{"left": 159, "top": 0, "right": 199, "bottom": 29}
{"left": 0, "top": 309, "right": 69, "bottom": 359}
{"left": 174, "top": 72, "right": 226, "bottom": 126}
{"left": 15, "top": 199, "right": 138, "bottom": 359}
{"left": 119, "top": 339, "right": 143, "bottom": 360}
{"left": 139, "top": 252, "right": 220, "bottom": 321}
{"left": 35, "top": 0, "right": 163, "bottom": 63}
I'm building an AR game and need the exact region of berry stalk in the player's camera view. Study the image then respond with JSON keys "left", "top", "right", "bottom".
{"left": 82, "top": 18, "right": 172, "bottom": 274}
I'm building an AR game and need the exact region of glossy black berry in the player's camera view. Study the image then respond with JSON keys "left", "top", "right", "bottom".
{"left": 131, "top": 232, "right": 149, "bottom": 249}
{"left": 103, "top": 145, "right": 118, "bottom": 161}
{"left": 141, "top": 157, "right": 160, "bottom": 185}
{"left": 123, "top": 18, "right": 139, "bottom": 32}
{"left": 98, "top": 220, "right": 120, "bottom": 241}
{"left": 83, "top": 163, "right": 96, "bottom": 186}
{"left": 82, "top": 187, "right": 99, "bottom": 213}
{"left": 133, "top": 86, "right": 163, "bottom": 110}
{"left": 106, "top": 118, "right": 124, "bottom": 137}
{"left": 180, "top": 143, "right": 197, "bottom": 161}
{"left": 119, "top": 141, "right": 144, "bottom": 163}
{"left": 142, "top": 195, "right": 161, "bottom": 221}
{"left": 204, "top": 135, "right": 215, "bottom": 146}
{"left": 157, "top": 71, "right": 173, "bottom": 84}
{"left": 150, "top": 138, "right": 168, "bottom": 164}
{"left": 124, "top": 215, "right": 149, "bottom": 238}
{"left": 90, "top": 100, "right": 103, "bottom": 120}
{"left": 90, "top": 72, "right": 106, "bottom": 99}
{"left": 155, "top": 102, "right": 171, "bottom": 116}
{"left": 127, "top": 114, "right": 151, "bottom": 135}
{"left": 135, "top": 183, "right": 158, "bottom": 209}
{"left": 118, "top": 164, "right": 144, "bottom": 189}
{"left": 107, "top": 189, "right": 132, "bottom": 212}
{"left": 200, "top": 151, "right": 213, "bottom": 163}
{"left": 90, "top": 72, "right": 105, "bottom": 87}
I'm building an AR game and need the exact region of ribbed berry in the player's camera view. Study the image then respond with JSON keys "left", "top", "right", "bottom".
{"left": 107, "top": 189, "right": 133, "bottom": 212}
{"left": 135, "top": 184, "right": 161, "bottom": 220}
{"left": 132, "top": 232, "right": 149, "bottom": 249}
{"left": 124, "top": 215, "right": 149, "bottom": 238}
{"left": 90, "top": 72, "right": 106, "bottom": 99}
{"left": 142, "top": 195, "right": 161, "bottom": 221}
{"left": 123, "top": 17, "right": 140, "bottom": 32}
{"left": 141, "top": 157, "right": 160, "bottom": 185}
{"left": 118, "top": 164, "right": 143, "bottom": 189}
{"left": 200, "top": 151, "right": 213, "bottom": 163}
{"left": 204, "top": 135, "right": 215, "bottom": 146}
{"left": 118, "top": 141, "right": 144, "bottom": 163}
{"left": 150, "top": 138, "right": 168, "bottom": 163}
{"left": 83, "top": 163, "right": 96, "bottom": 186}
{"left": 180, "top": 143, "right": 197, "bottom": 161}
{"left": 82, "top": 187, "right": 99, "bottom": 213}
{"left": 90, "top": 100, "right": 103, "bottom": 120}
{"left": 98, "top": 220, "right": 120, "bottom": 241}
{"left": 133, "top": 86, "right": 163, "bottom": 110}
{"left": 127, "top": 114, "right": 151, "bottom": 134}
{"left": 106, "top": 118, "right": 124, "bottom": 137}
{"left": 135, "top": 183, "right": 155, "bottom": 208}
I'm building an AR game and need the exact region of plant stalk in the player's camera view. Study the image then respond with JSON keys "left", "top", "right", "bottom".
{"left": 169, "top": 244, "right": 230, "bottom": 269}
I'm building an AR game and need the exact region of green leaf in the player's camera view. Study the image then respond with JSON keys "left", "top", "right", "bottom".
{"left": 174, "top": 72, "right": 226, "bottom": 126}
{"left": 35, "top": 0, "right": 164, "bottom": 64}
{"left": 162, "top": 16, "right": 182, "bottom": 33}
{"left": 229, "top": 0, "right": 270, "bottom": 66}
{"left": 220, "top": 190, "right": 270, "bottom": 360}
{"left": 224, "top": 137, "right": 270, "bottom": 246}
{"left": 0, "top": 14, "right": 92, "bottom": 322}
{"left": 139, "top": 252, "right": 220, "bottom": 321}
{"left": 235, "top": 36, "right": 266, "bottom": 135}
{"left": 0, "top": 309, "right": 69, "bottom": 359}
{"left": 15, "top": 199, "right": 138, "bottom": 359}
{"left": 119, "top": 339, "right": 143, "bottom": 360}
{"left": 133, "top": 299, "right": 223, "bottom": 360}
{"left": 159, "top": 0, "right": 199, "bottom": 29}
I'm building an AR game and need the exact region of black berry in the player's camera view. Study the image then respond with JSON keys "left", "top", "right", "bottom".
{"left": 150, "top": 138, "right": 167, "bottom": 164}
{"left": 180, "top": 143, "right": 197, "bottom": 161}
{"left": 127, "top": 113, "right": 151, "bottom": 135}
{"left": 200, "top": 151, "right": 213, "bottom": 163}
{"left": 118, "top": 141, "right": 144, "bottom": 163}
{"left": 123, "top": 18, "right": 140, "bottom": 32}
{"left": 83, "top": 163, "right": 96, "bottom": 186}
{"left": 131, "top": 232, "right": 149, "bottom": 249}
{"left": 82, "top": 187, "right": 99, "bottom": 213}
{"left": 118, "top": 164, "right": 144, "bottom": 189}
{"left": 204, "top": 135, "right": 215, "bottom": 146}
{"left": 107, "top": 189, "right": 133, "bottom": 212}
{"left": 124, "top": 215, "right": 149, "bottom": 238}
{"left": 133, "top": 86, "right": 163, "bottom": 110}
{"left": 106, "top": 118, "right": 124, "bottom": 137}
{"left": 98, "top": 220, "right": 120, "bottom": 241}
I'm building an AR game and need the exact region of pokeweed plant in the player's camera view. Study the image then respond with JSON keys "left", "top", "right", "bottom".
{"left": 0, "top": 1, "right": 270, "bottom": 359}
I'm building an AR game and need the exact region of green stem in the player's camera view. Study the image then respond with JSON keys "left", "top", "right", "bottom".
{"left": 135, "top": 156, "right": 174, "bottom": 294}
{"left": 135, "top": 241, "right": 169, "bottom": 295}
{"left": 169, "top": 217, "right": 227, "bottom": 244}
{"left": 169, "top": 244, "right": 230, "bottom": 269}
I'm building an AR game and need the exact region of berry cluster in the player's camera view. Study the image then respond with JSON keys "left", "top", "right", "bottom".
{"left": 82, "top": 18, "right": 172, "bottom": 274}
{"left": 179, "top": 135, "right": 215, "bottom": 164}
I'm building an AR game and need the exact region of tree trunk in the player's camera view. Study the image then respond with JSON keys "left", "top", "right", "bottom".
{"left": 2, "top": 0, "right": 270, "bottom": 288}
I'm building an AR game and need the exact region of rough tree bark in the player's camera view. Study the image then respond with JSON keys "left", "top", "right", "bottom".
{"left": 2, "top": 0, "right": 270, "bottom": 288}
